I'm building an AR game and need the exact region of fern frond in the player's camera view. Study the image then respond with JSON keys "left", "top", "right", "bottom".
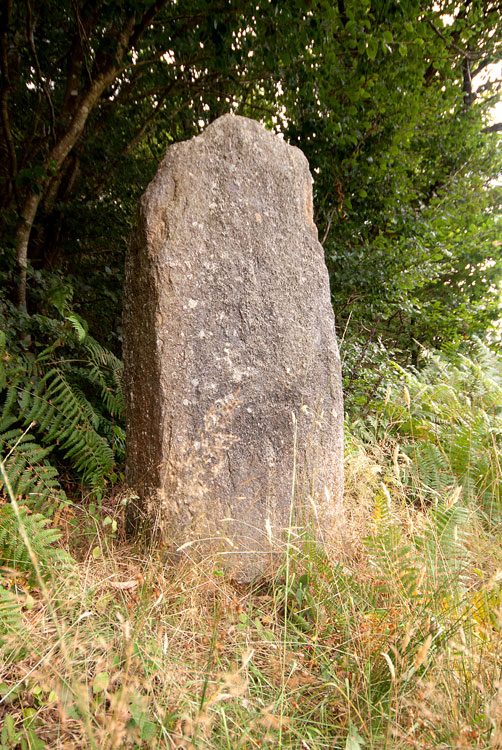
{"left": 0, "top": 504, "right": 71, "bottom": 581}
{"left": 377, "top": 339, "right": 502, "bottom": 523}
{"left": 19, "top": 367, "right": 115, "bottom": 488}
{"left": 404, "top": 442, "right": 450, "bottom": 499}
{"left": 0, "top": 584, "right": 24, "bottom": 647}
{"left": 0, "top": 428, "right": 66, "bottom": 515}
{"left": 365, "top": 531, "right": 419, "bottom": 600}
{"left": 84, "top": 336, "right": 124, "bottom": 419}
{"left": 364, "top": 489, "right": 420, "bottom": 601}
{"left": 65, "top": 312, "right": 87, "bottom": 342}
{"left": 414, "top": 497, "right": 470, "bottom": 593}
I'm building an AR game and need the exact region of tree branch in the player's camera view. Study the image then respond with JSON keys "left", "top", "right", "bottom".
{"left": 129, "top": 0, "right": 171, "bottom": 50}
{"left": 122, "top": 85, "right": 174, "bottom": 156}
{"left": 427, "top": 20, "right": 483, "bottom": 61}
{"left": 472, "top": 56, "right": 497, "bottom": 78}
{"left": 0, "top": 0, "right": 19, "bottom": 208}
{"left": 14, "top": 1, "right": 175, "bottom": 310}
{"left": 25, "top": 0, "right": 56, "bottom": 143}
{"left": 481, "top": 122, "right": 502, "bottom": 133}
{"left": 14, "top": 15, "right": 135, "bottom": 311}
{"left": 476, "top": 79, "right": 502, "bottom": 95}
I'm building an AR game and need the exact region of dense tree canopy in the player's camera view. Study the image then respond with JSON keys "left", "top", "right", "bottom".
{"left": 278, "top": 1, "right": 502, "bottom": 357}
{"left": 0, "top": 0, "right": 501, "bottom": 366}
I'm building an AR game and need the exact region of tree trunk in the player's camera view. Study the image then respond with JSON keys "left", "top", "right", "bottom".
{"left": 15, "top": 192, "right": 41, "bottom": 312}
{"left": 13, "top": 14, "right": 139, "bottom": 310}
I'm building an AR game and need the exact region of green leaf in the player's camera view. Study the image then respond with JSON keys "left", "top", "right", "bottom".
{"left": 141, "top": 721, "right": 157, "bottom": 742}
{"left": 346, "top": 724, "right": 365, "bottom": 750}
{"left": 366, "top": 38, "right": 378, "bottom": 60}
{"left": 2, "top": 715, "right": 19, "bottom": 742}
{"left": 92, "top": 672, "right": 110, "bottom": 694}
{"left": 49, "top": 286, "right": 72, "bottom": 315}
{"left": 24, "top": 729, "right": 46, "bottom": 750}
{"left": 65, "top": 313, "right": 87, "bottom": 343}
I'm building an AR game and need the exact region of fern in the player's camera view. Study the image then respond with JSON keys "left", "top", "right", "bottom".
{"left": 366, "top": 339, "right": 502, "bottom": 523}
{"left": 0, "top": 345, "right": 68, "bottom": 516}
{"left": 363, "top": 479, "right": 471, "bottom": 615}
{"left": 416, "top": 499, "right": 470, "bottom": 590}
{"left": 0, "top": 309, "right": 123, "bottom": 588}
{"left": 0, "top": 503, "right": 71, "bottom": 581}
{"left": 0, "top": 583, "right": 24, "bottom": 649}
{"left": 402, "top": 442, "right": 451, "bottom": 501}
{"left": 364, "top": 487, "right": 420, "bottom": 600}
{"left": 85, "top": 336, "right": 124, "bottom": 419}
{"left": 0, "top": 314, "right": 124, "bottom": 493}
{"left": 0, "top": 429, "right": 66, "bottom": 515}
{"left": 19, "top": 367, "right": 115, "bottom": 487}
{"left": 0, "top": 304, "right": 126, "bottom": 601}
{"left": 328, "top": 560, "right": 380, "bottom": 615}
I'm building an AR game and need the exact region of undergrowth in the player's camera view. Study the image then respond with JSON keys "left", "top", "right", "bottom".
{"left": 1, "top": 339, "right": 502, "bottom": 748}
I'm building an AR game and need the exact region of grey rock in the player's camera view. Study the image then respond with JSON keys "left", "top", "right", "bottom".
{"left": 123, "top": 114, "right": 344, "bottom": 578}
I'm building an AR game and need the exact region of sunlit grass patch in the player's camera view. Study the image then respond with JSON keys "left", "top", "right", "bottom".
{"left": 3, "top": 341, "right": 502, "bottom": 747}
{"left": 1, "top": 496, "right": 502, "bottom": 748}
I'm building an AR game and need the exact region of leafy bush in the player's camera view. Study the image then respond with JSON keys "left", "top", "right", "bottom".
{"left": 349, "top": 338, "right": 502, "bottom": 524}
{"left": 0, "top": 299, "right": 124, "bottom": 594}
{"left": 0, "top": 303, "right": 125, "bottom": 500}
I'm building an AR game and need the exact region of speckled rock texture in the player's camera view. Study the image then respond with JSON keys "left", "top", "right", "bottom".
{"left": 123, "top": 114, "right": 344, "bottom": 578}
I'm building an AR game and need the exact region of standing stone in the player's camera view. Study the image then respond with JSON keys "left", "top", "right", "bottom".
{"left": 123, "top": 114, "right": 343, "bottom": 577}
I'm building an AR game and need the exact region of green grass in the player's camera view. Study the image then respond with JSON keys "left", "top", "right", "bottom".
{"left": 2, "top": 340, "right": 502, "bottom": 748}
{"left": 2, "top": 449, "right": 502, "bottom": 749}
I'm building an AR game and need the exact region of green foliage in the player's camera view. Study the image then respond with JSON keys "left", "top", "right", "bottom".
{"left": 0, "top": 303, "right": 125, "bottom": 495}
{"left": 0, "top": 503, "right": 70, "bottom": 581}
{"left": 0, "top": 428, "right": 65, "bottom": 515}
{"left": 0, "top": 301, "right": 123, "bottom": 592}
{"left": 19, "top": 365, "right": 115, "bottom": 487}
{"left": 278, "top": 1, "right": 502, "bottom": 356}
{"left": 1, "top": 0, "right": 501, "bottom": 364}
{"left": 0, "top": 713, "right": 23, "bottom": 749}
{"left": 350, "top": 338, "right": 502, "bottom": 524}
{"left": 0, "top": 327, "right": 68, "bottom": 515}
{"left": 418, "top": 499, "right": 470, "bottom": 586}
{"left": 365, "top": 485, "right": 470, "bottom": 601}
{"left": 401, "top": 341, "right": 502, "bottom": 521}
{"left": 364, "top": 487, "right": 417, "bottom": 600}
{"left": 0, "top": 582, "right": 23, "bottom": 647}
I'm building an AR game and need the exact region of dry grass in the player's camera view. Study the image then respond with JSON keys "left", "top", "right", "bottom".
{"left": 2, "top": 436, "right": 502, "bottom": 749}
